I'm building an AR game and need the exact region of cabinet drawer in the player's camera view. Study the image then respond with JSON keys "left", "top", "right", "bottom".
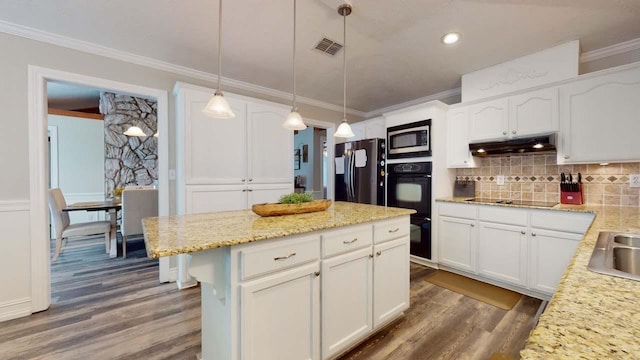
{"left": 322, "top": 224, "right": 372, "bottom": 258}
{"left": 374, "top": 217, "right": 410, "bottom": 244}
{"left": 240, "top": 234, "right": 320, "bottom": 281}
{"left": 478, "top": 205, "right": 527, "bottom": 226}
{"left": 438, "top": 202, "right": 476, "bottom": 219}
{"left": 530, "top": 210, "right": 594, "bottom": 234}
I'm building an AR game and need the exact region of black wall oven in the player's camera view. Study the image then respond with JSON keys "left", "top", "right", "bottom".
{"left": 387, "top": 119, "right": 431, "bottom": 159}
{"left": 387, "top": 162, "right": 432, "bottom": 259}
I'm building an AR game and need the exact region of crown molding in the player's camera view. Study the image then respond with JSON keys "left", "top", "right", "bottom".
{"left": 580, "top": 37, "right": 640, "bottom": 63}
{"left": 0, "top": 20, "right": 366, "bottom": 117}
{"left": 366, "top": 87, "right": 461, "bottom": 118}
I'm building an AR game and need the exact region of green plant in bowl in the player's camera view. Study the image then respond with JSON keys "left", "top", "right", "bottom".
{"left": 279, "top": 192, "right": 314, "bottom": 204}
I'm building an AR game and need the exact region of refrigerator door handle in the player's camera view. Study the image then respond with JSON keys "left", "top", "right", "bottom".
{"left": 349, "top": 151, "right": 355, "bottom": 200}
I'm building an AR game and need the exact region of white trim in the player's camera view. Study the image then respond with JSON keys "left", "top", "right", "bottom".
{"left": 28, "top": 65, "right": 173, "bottom": 314}
{"left": 580, "top": 37, "right": 640, "bottom": 63}
{"left": 367, "top": 88, "right": 460, "bottom": 118}
{"left": 47, "top": 126, "right": 59, "bottom": 189}
{"left": 0, "top": 20, "right": 365, "bottom": 118}
{"left": 0, "top": 298, "right": 32, "bottom": 323}
{"left": 0, "top": 200, "right": 30, "bottom": 212}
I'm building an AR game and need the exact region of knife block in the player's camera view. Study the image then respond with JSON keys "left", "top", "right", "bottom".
{"left": 560, "top": 184, "right": 583, "bottom": 205}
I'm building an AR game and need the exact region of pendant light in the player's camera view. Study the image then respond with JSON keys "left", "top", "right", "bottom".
{"left": 202, "top": 0, "right": 235, "bottom": 119}
{"left": 282, "top": 0, "right": 307, "bottom": 130}
{"left": 334, "top": 3, "right": 355, "bottom": 138}
{"left": 124, "top": 126, "right": 146, "bottom": 137}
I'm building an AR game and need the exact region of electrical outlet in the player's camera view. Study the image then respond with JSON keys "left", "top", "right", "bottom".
{"left": 497, "top": 175, "right": 505, "bottom": 186}
{"left": 630, "top": 174, "right": 640, "bottom": 188}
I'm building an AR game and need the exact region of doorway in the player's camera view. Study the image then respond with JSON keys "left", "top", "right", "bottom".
{"left": 28, "top": 66, "right": 170, "bottom": 314}
{"left": 292, "top": 119, "right": 335, "bottom": 200}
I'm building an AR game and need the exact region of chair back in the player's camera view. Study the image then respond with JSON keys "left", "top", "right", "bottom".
{"left": 48, "top": 189, "right": 70, "bottom": 238}
{"left": 121, "top": 188, "right": 158, "bottom": 236}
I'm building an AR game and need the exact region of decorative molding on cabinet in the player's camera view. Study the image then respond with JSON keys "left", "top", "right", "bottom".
{"left": 580, "top": 37, "right": 640, "bottom": 63}
{"left": 0, "top": 20, "right": 365, "bottom": 117}
{"left": 0, "top": 200, "right": 29, "bottom": 212}
{"left": 0, "top": 297, "right": 32, "bottom": 323}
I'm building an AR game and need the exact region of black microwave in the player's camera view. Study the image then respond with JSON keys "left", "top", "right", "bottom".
{"left": 387, "top": 119, "right": 431, "bottom": 159}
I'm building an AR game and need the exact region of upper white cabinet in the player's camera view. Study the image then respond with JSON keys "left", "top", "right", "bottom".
{"left": 344, "top": 117, "right": 386, "bottom": 143}
{"left": 447, "top": 106, "right": 478, "bottom": 168}
{"left": 557, "top": 64, "right": 640, "bottom": 164}
{"left": 468, "top": 88, "right": 559, "bottom": 143}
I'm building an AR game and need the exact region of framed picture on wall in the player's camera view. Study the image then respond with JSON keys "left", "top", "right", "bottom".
{"left": 294, "top": 149, "right": 301, "bottom": 170}
{"left": 302, "top": 144, "right": 308, "bottom": 163}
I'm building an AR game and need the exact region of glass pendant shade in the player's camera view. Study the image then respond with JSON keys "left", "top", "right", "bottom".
{"left": 334, "top": 119, "right": 355, "bottom": 138}
{"left": 282, "top": 109, "right": 307, "bottom": 130}
{"left": 123, "top": 126, "right": 146, "bottom": 137}
{"left": 202, "top": 91, "right": 235, "bottom": 119}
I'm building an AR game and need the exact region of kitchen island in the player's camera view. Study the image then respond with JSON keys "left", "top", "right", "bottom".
{"left": 143, "top": 202, "right": 415, "bottom": 360}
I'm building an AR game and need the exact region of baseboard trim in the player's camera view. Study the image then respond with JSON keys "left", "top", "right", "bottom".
{"left": 0, "top": 297, "right": 32, "bottom": 323}
{"left": 177, "top": 279, "right": 198, "bottom": 290}
{"left": 410, "top": 255, "right": 439, "bottom": 269}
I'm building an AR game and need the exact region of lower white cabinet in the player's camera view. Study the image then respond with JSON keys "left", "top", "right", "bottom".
{"left": 477, "top": 222, "right": 527, "bottom": 287}
{"left": 185, "top": 183, "right": 292, "bottom": 214}
{"left": 438, "top": 216, "right": 476, "bottom": 272}
{"left": 528, "top": 228, "right": 582, "bottom": 293}
{"left": 321, "top": 247, "right": 373, "bottom": 359}
{"left": 373, "top": 237, "right": 410, "bottom": 328}
{"left": 241, "top": 262, "right": 321, "bottom": 360}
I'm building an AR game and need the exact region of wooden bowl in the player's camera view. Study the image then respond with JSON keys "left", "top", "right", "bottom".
{"left": 252, "top": 199, "right": 332, "bottom": 217}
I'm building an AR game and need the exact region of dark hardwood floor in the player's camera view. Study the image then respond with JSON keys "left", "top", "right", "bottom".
{"left": 0, "top": 238, "right": 541, "bottom": 360}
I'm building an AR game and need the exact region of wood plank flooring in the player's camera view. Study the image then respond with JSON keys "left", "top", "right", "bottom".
{"left": 0, "top": 238, "right": 541, "bottom": 360}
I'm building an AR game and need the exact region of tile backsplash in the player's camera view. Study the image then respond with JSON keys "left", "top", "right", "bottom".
{"left": 456, "top": 154, "right": 640, "bottom": 207}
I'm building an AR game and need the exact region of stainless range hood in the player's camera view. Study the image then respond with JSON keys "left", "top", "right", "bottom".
{"left": 469, "top": 136, "right": 556, "bottom": 157}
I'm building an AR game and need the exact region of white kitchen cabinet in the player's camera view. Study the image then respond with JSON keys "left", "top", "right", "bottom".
{"left": 446, "top": 106, "right": 478, "bottom": 168}
{"left": 469, "top": 98, "right": 509, "bottom": 142}
{"left": 477, "top": 222, "right": 528, "bottom": 287}
{"left": 509, "top": 87, "right": 559, "bottom": 138}
{"left": 241, "top": 262, "right": 320, "bottom": 360}
{"left": 373, "top": 236, "right": 410, "bottom": 328}
{"left": 184, "top": 183, "right": 292, "bottom": 214}
{"left": 557, "top": 64, "right": 640, "bottom": 164}
{"left": 321, "top": 247, "right": 373, "bottom": 359}
{"left": 438, "top": 216, "right": 477, "bottom": 272}
{"left": 363, "top": 117, "right": 386, "bottom": 139}
{"left": 528, "top": 229, "right": 581, "bottom": 294}
{"left": 348, "top": 122, "right": 365, "bottom": 141}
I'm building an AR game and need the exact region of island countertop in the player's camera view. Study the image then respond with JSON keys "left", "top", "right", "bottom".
{"left": 143, "top": 201, "right": 415, "bottom": 259}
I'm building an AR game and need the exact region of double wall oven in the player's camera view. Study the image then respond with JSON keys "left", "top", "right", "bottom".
{"left": 386, "top": 162, "right": 432, "bottom": 259}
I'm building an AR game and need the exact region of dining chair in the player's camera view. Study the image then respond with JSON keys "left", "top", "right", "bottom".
{"left": 48, "top": 188, "right": 112, "bottom": 262}
{"left": 121, "top": 188, "right": 158, "bottom": 258}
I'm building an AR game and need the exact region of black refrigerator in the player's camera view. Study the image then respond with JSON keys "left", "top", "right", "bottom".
{"left": 335, "top": 138, "right": 385, "bottom": 205}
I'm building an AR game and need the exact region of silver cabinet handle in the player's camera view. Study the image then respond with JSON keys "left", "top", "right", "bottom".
{"left": 564, "top": 155, "right": 570, "bottom": 159}
{"left": 531, "top": 233, "right": 537, "bottom": 237}
{"left": 241, "top": 178, "right": 246, "bottom": 182}
{"left": 470, "top": 223, "right": 475, "bottom": 227}
{"left": 424, "top": 217, "right": 431, "bottom": 221}
{"left": 464, "top": 160, "right": 468, "bottom": 164}
{"left": 343, "top": 238, "right": 358, "bottom": 244}
{"left": 369, "top": 254, "right": 374, "bottom": 258}
{"left": 512, "top": 130, "right": 517, "bottom": 134}
{"left": 376, "top": 251, "right": 382, "bottom": 256}
{"left": 388, "top": 228, "right": 400, "bottom": 233}
{"left": 314, "top": 271, "right": 320, "bottom": 277}
{"left": 249, "top": 178, "right": 253, "bottom": 182}
{"left": 521, "top": 230, "right": 526, "bottom": 235}
{"left": 247, "top": 189, "right": 253, "bottom": 192}
{"left": 242, "top": 189, "right": 247, "bottom": 192}
{"left": 274, "top": 252, "right": 296, "bottom": 261}
{"left": 502, "top": 131, "right": 507, "bottom": 135}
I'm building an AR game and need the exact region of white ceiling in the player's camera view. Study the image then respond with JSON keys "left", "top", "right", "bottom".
{"left": 3, "top": 0, "right": 640, "bottom": 113}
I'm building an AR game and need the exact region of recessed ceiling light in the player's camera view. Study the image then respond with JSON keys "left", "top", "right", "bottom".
{"left": 441, "top": 32, "right": 461, "bottom": 45}
{"left": 533, "top": 143, "right": 544, "bottom": 149}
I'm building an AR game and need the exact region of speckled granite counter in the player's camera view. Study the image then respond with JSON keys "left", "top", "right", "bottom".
{"left": 143, "top": 201, "right": 415, "bottom": 259}
{"left": 436, "top": 198, "right": 640, "bottom": 359}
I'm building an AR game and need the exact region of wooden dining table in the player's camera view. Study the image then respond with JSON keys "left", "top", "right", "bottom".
{"left": 62, "top": 200, "right": 122, "bottom": 258}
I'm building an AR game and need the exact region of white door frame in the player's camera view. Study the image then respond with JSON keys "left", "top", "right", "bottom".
{"left": 303, "top": 118, "right": 336, "bottom": 201}
{"left": 28, "top": 65, "right": 171, "bottom": 313}
{"left": 47, "top": 126, "right": 59, "bottom": 189}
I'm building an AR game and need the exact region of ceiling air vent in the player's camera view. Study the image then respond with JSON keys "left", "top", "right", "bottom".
{"left": 314, "top": 37, "right": 343, "bottom": 56}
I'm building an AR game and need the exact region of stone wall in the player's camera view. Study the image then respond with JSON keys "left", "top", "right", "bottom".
{"left": 100, "top": 92, "right": 158, "bottom": 196}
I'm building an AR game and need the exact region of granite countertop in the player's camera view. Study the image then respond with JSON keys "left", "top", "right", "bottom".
{"left": 436, "top": 198, "right": 640, "bottom": 358}
{"left": 143, "top": 201, "right": 415, "bottom": 259}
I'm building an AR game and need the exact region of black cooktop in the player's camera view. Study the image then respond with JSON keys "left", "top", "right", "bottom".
{"left": 465, "top": 198, "right": 558, "bottom": 208}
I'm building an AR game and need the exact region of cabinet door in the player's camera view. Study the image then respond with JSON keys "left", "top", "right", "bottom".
{"left": 477, "top": 222, "right": 527, "bottom": 287}
{"left": 529, "top": 228, "right": 581, "bottom": 294}
{"left": 248, "top": 183, "right": 293, "bottom": 207}
{"left": 321, "top": 247, "right": 373, "bottom": 359}
{"left": 447, "top": 106, "right": 476, "bottom": 168}
{"left": 469, "top": 98, "right": 509, "bottom": 142}
{"left": 558, "top": 66, "right": 640, "bottom": 163}
{"left": 247, "top": 102, "right": 293, "bottom": 184}
{"left": 184, "top": 90, "right": 247, "bottom": 184}
{"left": 438, "top": 216, "right": 476, "bottom": 272}
{"left": 349, "top": 122, "right": 365, "bottom": 141}
{"left": 509, "top": 87, "right": 559, "bottom": 137}
{"left": 364, "top": 117, "right": 386, "bottom": 139}
{"left": 240, "top": 262, "right": 320, "bottom": 360}
{"left": 186, "top": 185, "right": 247, "bottom": 214}
{"left": 373, "top": 237, "right": 409, "bottom": 328}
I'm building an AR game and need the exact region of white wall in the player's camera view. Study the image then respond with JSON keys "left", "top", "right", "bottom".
{"left": 48, "top": 114, "right": 105, "bottom": 223}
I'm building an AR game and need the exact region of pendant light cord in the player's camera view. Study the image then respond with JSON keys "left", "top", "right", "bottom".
{"left": 217, "top": 0, "right": 223, "bottom": 93}
{"left": 342, "top": 9, "right": 347, "bottom": 121}
{"left": 292, "top": 0, "right": 297, "bottom": 110}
